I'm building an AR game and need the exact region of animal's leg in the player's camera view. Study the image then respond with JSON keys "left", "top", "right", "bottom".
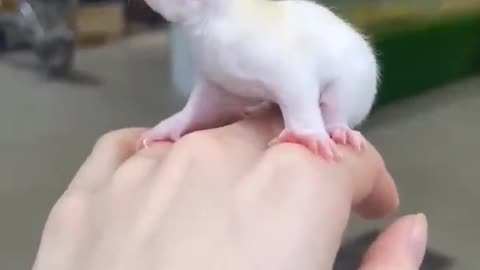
{"left": 140, "top": 81, "right": 248, "bottom": 148}
{"left": 271, "top": 80, "right": 339, "bottom": 161}
{"left": 321, "top": 83, "right": 367, "bottom": 151}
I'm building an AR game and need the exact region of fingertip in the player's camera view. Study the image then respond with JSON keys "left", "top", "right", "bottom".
{"left": 360, "top": 213, "right": 429, "bottom": 270}
{"left": 354, "top": 168, "right": 399, "bottom": 219}
{"left": 410, "top": 213, "right": 428, "bottom": 267}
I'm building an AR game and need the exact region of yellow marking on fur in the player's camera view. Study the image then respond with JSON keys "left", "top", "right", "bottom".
{"left": 235, "top": 0, "right": 286, "bottom": 25}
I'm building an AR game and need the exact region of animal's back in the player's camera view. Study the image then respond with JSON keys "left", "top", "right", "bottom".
{"left": 194, "top": 0, "right": 378, "bottom": 122}
{"left": 276, "top": 0, "right": 376, "bottom": 76}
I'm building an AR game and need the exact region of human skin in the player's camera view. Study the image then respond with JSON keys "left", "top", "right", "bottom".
{"left": 32, "top": 111, "right": 426, "bottom": 270}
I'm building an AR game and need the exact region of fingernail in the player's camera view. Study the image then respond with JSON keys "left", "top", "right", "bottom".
{"left": 409, "top": 213, "right": 428, "bottom": 267}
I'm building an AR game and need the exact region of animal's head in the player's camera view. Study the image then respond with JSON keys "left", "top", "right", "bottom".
{"left": 144, "top": 0, "right": 218, "bottom": 22}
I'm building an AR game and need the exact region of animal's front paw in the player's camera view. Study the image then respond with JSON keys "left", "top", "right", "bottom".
{"left": 329, "top": 126, "right": 365, "bottom": 151}
{"left": 138, "top": 114, "right": 189, "bottom": 150}
{"left": 270, "top": 130, "right": 340, "bottom": 162}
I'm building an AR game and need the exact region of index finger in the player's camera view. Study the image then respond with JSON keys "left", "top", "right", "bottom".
{"left": 206, "top": 108, "right": 399, "bottom": 218}
{"left": 232, "top": 139, "right": 398, "bottom": 269}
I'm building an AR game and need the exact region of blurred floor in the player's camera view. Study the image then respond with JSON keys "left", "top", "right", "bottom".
{"left": 0, "top": 31, "right": 478, "bottom": 269}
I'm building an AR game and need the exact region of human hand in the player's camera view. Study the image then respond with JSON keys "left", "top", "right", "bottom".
{"left": 32, "top": 111, "right": 426, "bottom": 270}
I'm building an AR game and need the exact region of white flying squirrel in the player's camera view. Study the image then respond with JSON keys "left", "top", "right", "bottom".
{"left": 141, "top": 0, "right": 379, "bottom": 161}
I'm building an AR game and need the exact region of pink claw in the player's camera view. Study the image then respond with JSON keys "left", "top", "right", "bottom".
{"left": 270, "top": 130, "right": 340, "bottom": 162}
{"left": 329, "top": 127, "right": 365, "bottom": 151}
{"left": 137, "top": 131, "right": 174, "bottom": 150}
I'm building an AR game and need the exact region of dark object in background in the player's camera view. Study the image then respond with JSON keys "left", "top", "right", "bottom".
{"left": 34, "top": 31, "right": 75, "bottom": 76}
{"left": 123, "top": 0, "right": 168, "bottom": 27}
{"left": 0, "top": 0, "right": 76, "bottom": 76}
{"left": 0, "top": 28, "right": 5, "bottom": 51}
{"left": 333, "top": 230, "right": 455, "bottom": 270}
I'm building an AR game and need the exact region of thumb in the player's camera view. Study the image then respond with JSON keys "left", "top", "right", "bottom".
{"left": 359, "top": 214, "right": 428, "bottom": 270}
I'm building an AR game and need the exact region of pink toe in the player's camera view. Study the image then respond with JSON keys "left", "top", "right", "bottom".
{"left": 329, "top": 126, "right": 366, "bottom": 152}
{"left": 278, "top": 131, "right": 319, "bottom": 154}
{"left": 280, "top": 131, "right": 299, "bottom": 144}
{"left": 138, "top": 132, "right": 175, "bottom": 151}
{"left": 306, "top": 140, "right": 319, "bottom": 155}
{"left": 269, "top": 130, "right": 291, "bottom": 146}
{"left": 271, "top": 130, "right": 340, "bottom": 160}
{"left": 331, "top": 129, "right": 347, "bottom": 145}
{"left": 142, "top": 138, "right": 149, "bottom": 149}
{"left": 137, "top": 133, "right": 151, "bottom": 150}
{"left": 317, "top": 142, "right": 334, "bottom": 161}
{"left": 346, "top": 131, "right": 365, "bottom": 151}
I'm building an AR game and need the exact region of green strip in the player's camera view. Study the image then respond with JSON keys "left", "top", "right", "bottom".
{"left": 365, "top": 13, "right": 480, "bottom": 107}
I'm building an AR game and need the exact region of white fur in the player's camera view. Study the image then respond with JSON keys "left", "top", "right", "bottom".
{"left": 143, "top": 0, "right": 379, "bottom": 152}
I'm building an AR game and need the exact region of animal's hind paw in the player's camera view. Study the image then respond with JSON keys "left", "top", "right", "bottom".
{"left": 270, "top": 129, "right": 340, "bottom": 162}
{"left": 329, "top": 126, "right": 365, "bottom": 152}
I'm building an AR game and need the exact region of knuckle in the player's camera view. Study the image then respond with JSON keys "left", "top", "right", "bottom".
{"left": 46, "top": 190, "right": 89, "bottom": 231}
{"left": 92, "top": 128, "right": 143, "bottom": 154}
{"left": 264, "top": 144, "right": 315, "bottom": 171}
{"left": 175, "top": 130, "right": 227, "bottom": 156}
{"left": 94, "top": 129, "right": 128, "bottom": 148}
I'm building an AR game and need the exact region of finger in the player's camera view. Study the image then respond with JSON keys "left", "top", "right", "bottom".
{"left": 353, "top": 163, "right": 399, "bottom": 219}
{"left": 341, "top": 141, "right": 399, "bottom": 219}
{"left": 234, "top": 138, "right": 399, "bottom": 269}
{"left": 69, "top": 128, "right": 146, "bottom": 192}
{"left": 247, "top": 120, "right": 399, "bottom": 221}
{"left": 270, "top": 139, "right": 399, "bottom": 219}
{"left": 235, "top": 144, "right": 354, "bottom": 269}
{"left": 359, "top": 214, "right": 428, "bottom": 270}
{"left": 238, "top": 131, "right": 399, "bottom": 223}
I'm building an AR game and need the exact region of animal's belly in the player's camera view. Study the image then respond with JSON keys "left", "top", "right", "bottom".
{"left": 203, "top": 64, "right": 273, "bottom": 101}
{"left": 196, "top": 45, "right": 275, "bottom": 101}
{"left": 219, "top": 76, "right": 271, "bottom": 100}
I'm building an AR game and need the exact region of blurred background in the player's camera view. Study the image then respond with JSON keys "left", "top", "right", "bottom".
{"left": 0, "top": 0, "right": 479, "bottom": 269}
